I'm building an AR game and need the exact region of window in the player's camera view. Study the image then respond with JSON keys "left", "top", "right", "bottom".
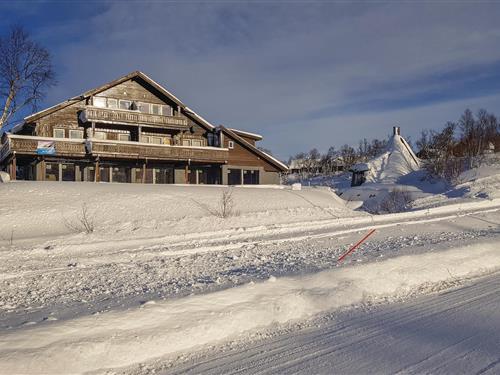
{"left": 53, "top": 129, "right": 65, "bottom": 138}
{"left": 118, "top": 133, "right": 130, "bottom": 141}
{"left": 228, "top": 140, "right": 234, "bottom": 149}
{"left": 94, "top": 131, "right": 107, "bottom": 140}
{"left": 45, "top": 163, "right": 59, "bottom": 181}
{"left": 61, "top": 163, "right": 75, "bottom": 181}
{"left": 191, "top": 139, "right": 202, "bottom": 147}
{"left": 69, "top": 130, "right": 84, "bottom": 139}
{"left": 161, "top": 105, "right": 172, "bottom": 116}
{"left": 107, "top": 98, "right": 118, "bottom": 109}
{"left": 138, "top": 102, "right": 150, "bottom": 113}
{"left": 119, "top": 100, "right": 132, "bottom": 110}
{"left": 93, "top": 97, "right": 106, "bottom": 108}
{"left": 150, "top": 136, "right": 162, "bottom": 145}
{"left": 151, "top": 104, "right": 161, "bottom": 115}
{"left": 182, "top": 139, "right": 191, "bottom": 146}
{"left": 243, "top": 170, "right": 259, "bottom": 185}
{"left": 228, "top": 168, "right": 242, "bottom": 185}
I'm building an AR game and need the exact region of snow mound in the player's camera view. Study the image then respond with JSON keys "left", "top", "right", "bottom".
{"left": 0, "top": 172, "right": 10, "bottom": 183}
{"left": 0, "top": 240, "right": 498, "bottom": 374}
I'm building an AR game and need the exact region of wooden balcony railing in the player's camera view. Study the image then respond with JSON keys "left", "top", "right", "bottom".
{"left": 80, "top": 106, "right": 189, "bottom": 129}
{"left": 6, "top": 136, "right": 86, "bottom": 157}
{"left": 89, "top": 140, "right": 229, "bottom": 163}
{"left": 5, "top": 135, "right": 229, "bottom": 163}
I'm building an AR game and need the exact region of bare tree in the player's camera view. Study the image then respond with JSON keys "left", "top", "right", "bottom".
{"left": 64, "top": 203, "right": 96, "bottom": 234}
{"left": 0, "top": 25, "right": 55, "bottom": 130}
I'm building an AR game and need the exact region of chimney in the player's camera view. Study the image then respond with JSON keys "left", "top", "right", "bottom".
{"left": 393, "top": 126, "right": 400, "bottom": 136}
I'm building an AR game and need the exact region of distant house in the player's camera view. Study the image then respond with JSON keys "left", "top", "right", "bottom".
{"left": 0, "top": 71, "right": 287, "bottom": 184}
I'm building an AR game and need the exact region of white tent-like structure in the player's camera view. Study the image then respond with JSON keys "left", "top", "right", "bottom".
{"left": 350, "top": 127, "right": 420, "bottom": 187}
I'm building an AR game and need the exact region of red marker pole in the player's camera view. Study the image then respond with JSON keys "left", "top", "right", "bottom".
{"left": 337, "top": 229, "right": 376, "bottom": 263}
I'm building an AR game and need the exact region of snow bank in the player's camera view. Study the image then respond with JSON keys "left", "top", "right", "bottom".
{"left": 1, "top": 240, "right": 499, "bottom": 374}
{"left": 0, "top": 182, "right": 357, "bottom": 241}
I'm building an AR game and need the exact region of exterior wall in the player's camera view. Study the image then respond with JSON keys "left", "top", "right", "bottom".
{"left": 261, "top": 170, "right": 281, "bottom": 185}
{"left": 223, "top": 134, "right": 280, "bottom": 173}
{"left": 36, "top": 101, "right": 86, "bottom": 137}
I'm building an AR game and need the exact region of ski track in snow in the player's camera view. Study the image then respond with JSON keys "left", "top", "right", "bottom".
{"left": 133, "top": 273, "right": 500, "bottom": 375}
{"left": 1, "top": 206, "right": 499, "bottom": 330}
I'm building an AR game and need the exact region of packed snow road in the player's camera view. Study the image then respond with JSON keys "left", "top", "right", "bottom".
{"left": 162, "top": 272, "right": 500, "bottom": 375}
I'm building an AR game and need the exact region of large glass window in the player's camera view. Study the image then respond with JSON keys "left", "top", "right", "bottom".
{"left": 155, "top": 167, "right": 174, "bottom": 184}
{"left": 61, "top": 163, "right": 75, "bottom": 181}
{"left": 150, "top": 136, "right": 162, "bottom": 145}
{"left": 243, "top": 170, "right": 259, "bottom": 185}
{"left": 99, "top": 167, "right": 110, "bottom": 182}
{"left": 45, "top": 163, "right": 59, "bottom": 181}
{"left": 228, "top": 168, "right": 241, "bottom": 185}
{"left": 112, "top": 166, "right": 130, "bottom": 183}
{"left": 191, "top": 139, "right": 202, "bottom": 147}
{"left": 93, "top": 97, "right": 106, "bottom": 108}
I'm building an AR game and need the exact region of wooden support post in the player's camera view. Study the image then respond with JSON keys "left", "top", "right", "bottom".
{"left": 142, "top": 162, "right": 146, "bottom": 183}
{"left": 91, "top": 122, "right": 95, "bottom": 137}
{"left": 185, "top": 164, "right": 189, "bottom": 184}
{"left": 10, "top": 154, "right": 16, "bottom": 181}
{"left": 95, "top": 160, "right": 100, "bottom": 182}
{"left": 138, "top": 126, "right": 142, "bottom": 143}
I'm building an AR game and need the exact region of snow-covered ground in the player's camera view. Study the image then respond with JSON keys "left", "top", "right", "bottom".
{"left": 1, "top": 174, "right": 499, "bottom": 374}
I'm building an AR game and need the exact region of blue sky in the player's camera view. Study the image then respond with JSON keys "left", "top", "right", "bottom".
{"left": 2, "top": 0, "right": 500, "bottom": 159}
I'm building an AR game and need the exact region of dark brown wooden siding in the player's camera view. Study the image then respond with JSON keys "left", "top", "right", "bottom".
{"left": 224, "top": 135, "right": 279, "bottom": 172}
{"left": 35, "top": 101, "right": 86, "bottom": 137}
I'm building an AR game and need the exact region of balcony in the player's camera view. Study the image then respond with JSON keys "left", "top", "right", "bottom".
{"left": 3, "top": 135, "right": 229, "bottom": 163}
{"left": 79, "top": 106, "right": 189, "bottom": 130}
{"left": 4, "top": 135, "right": 86, "bottom": 158}
{"left": 89, "top": 139, "right": 229, "bottom": 163}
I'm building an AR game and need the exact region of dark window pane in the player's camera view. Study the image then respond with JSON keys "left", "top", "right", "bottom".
{"left": 228, "top": 169, "right": 241, "bottom": 185}
{"left": 61, "top": 163, "right": 75, "bottom": 181}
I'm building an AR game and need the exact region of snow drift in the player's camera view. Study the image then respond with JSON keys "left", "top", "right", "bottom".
{"left": 1, "top": 240, "right": 499, "bottom": 374}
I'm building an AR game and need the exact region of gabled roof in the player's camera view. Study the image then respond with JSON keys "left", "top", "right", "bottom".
{"left": 220, "top": 126, "right": 288, "bottom": 172}
{"left": 25, "top": 71, "right": 186, "bottom": 122}
{"left": 20, "top": 70, "right": 287, "bottom": 172}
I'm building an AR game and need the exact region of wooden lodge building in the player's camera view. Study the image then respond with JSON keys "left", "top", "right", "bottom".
{"left": 0, "top": 71, "right": 287, "bottom": 185}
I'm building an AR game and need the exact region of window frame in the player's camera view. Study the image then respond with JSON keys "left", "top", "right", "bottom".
{"left": 151, "top": 104, "right": 161, "bottom": 115}
{"left": 53, "top": 128, "right": 65, "bottom": 138}
{"left": 228, "top": 140, "right": 234, "bottom": 149}
{"left": 119, "top": 100, "right": 132, "bottom": 110}
{"left": 69, "top": 129, "right": 84, "bottom": 139}
{"left": 161, "top": 105, "right": 172, "bottom": 116}
{"left": 107, "top": 98, "right": 118, "bottom": 109}
{"left": 118, "top": 133, "right": 131, "bottom": 142}
{"left": 94, "top": 131, "right": 107, "bottom": 140}
{"left": 93, "top": 97, "right": 107, "bottom": 108}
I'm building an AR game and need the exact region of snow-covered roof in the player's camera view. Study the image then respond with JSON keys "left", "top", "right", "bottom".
{"left": 352, "top": 133, "right": 420, "bottom": 183}
{"left": 228, "top": 128, "right": 263, "bottom": 140}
